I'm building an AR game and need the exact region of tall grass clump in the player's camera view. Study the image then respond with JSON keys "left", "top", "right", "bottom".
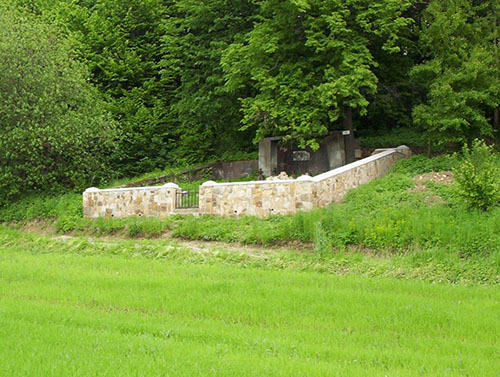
{"left": 0, "top": 193, "right": 82, "bottom": 223}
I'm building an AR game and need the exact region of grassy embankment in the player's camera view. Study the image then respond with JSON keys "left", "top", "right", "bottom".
{"left": 1, "top": 152, "right": 499, "bottom": 374}
{"left": 0, "top": 226, "right": 499, "bottom": 376}
{"left": 1, "top": 155, "right": 500, "bottom": 284}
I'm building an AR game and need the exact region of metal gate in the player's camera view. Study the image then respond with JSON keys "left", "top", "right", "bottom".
{"left": 175, "top": 189, "right": 199, "bottom": 209}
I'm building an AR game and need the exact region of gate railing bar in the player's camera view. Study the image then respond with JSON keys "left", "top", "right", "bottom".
{"left": 175, "top": 189, "right": 199, "bottom": 209}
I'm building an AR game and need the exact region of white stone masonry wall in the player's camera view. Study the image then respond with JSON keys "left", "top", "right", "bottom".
{"left": 83, "top": 183, "right": 180, "bottom": 219}
{"left": 83, "top": 146, "right": 410, "bottom": 219}
{"left": 199, "top": 146, "right": 410, "bottom": 217}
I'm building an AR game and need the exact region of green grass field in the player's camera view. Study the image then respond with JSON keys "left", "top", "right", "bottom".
{"left": 1, "top": 227, "right": 498, "bottom": 376}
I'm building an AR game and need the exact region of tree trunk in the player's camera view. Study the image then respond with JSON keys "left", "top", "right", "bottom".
{"left": 494, "top": 107, "right": 499, "bottom": 131}
{"left": 342, "top": 106, "right": 356, "bottom": 163}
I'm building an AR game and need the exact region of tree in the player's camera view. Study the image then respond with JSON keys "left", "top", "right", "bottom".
{"left": 159, "top": 0, "right": 257, "bottom": 164}
{"left": 412, "top": 0, "right": 500, "bottom": 146}
{"left": 48, "top": 0, "right": 173, "bottom": 175}
{"left": 222, "top": 0, "right": 411, "bottom": 160}
{"left": 0, "top": 5, "right": 117, "bottom": 206}
{"left": 361, "top": 1, "right": 429, "bottom": 135}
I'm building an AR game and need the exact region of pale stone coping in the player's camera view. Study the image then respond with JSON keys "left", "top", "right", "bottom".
{"left": 203, "top": 148, "right": 400, "bottom": 188}
{"left": 84, "top": 183, "right": 180, "bottom": 193}
{"left": 206, "top": 179, "right": 299, "bottom": 187}
{"left": 313, "top": 148, "right": 397, "bottom": 181}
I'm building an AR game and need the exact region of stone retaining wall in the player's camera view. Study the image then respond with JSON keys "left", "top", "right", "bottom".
{"left": 83, "top": 183, "right": 180, "bottom": 219}
{"left": 83, "top": 146, "right": 410, "bottom": 219}
{"left": 199, "top": 146, "right": 410, "bottom": 217}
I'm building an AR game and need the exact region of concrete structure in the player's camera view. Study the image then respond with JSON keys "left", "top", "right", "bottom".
{"left": 258, "top": 132, "right": 355, "bottom": 177}
{"left": 83, "top": 146, "right": 410, "bottom": 219}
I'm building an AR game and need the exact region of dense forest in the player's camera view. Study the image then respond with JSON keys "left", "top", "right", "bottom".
{"left": 0, "top": 0, "right": 499, "bottom": 205}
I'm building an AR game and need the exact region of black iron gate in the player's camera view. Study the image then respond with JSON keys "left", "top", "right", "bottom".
{"left": 176, "top": 189, "right": 199, "bottom": 209}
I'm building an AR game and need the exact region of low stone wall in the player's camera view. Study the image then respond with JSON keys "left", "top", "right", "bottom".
{"left": 83, "top": 146, "right": 410, "bottom": 219}
{"left": 83, "top": 183, "right": 180, "bottom": 219}
{"left": 199, "top": 146, "right": 410, "bottom": 217}
{"left": 199, "top": 179, "right": 316, "bottom": 217}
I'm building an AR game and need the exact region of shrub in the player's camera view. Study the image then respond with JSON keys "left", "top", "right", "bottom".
{"left": 0, "top": 5, "right": 117, "bottom": 206}
{"left": 453, "top": 140, "right": 500, "bottom": 210}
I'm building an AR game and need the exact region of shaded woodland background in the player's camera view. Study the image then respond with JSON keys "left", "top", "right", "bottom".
{"left": 0, "top": 0, "right": 499, "bottom": 204}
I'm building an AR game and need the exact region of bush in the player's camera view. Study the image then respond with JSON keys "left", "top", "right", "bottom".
{"left": 453, "top": 140, "right": 500, "bottom": 210}
{"left": 0, "top": 5, "right": 117, "bottom": 207}
{"left": 0, "top": 194, "right": 81, "bottom": 223}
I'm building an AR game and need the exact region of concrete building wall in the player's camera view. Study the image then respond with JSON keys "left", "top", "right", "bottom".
{"left": 258, "top": 138, "right": 273, "bottom": 176}
{"left": 325, "top": 133, "right": 346, "bottom": 170}
{"left": 259, "top": 133, "right": 350, "bottom": 177}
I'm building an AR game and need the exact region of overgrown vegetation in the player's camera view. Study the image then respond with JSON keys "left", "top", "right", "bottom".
{"left": 0, "top": 4, "right": 117, "bottom": 206}
{"left": 2, "top": 1, "right": 499, "bottom": 372}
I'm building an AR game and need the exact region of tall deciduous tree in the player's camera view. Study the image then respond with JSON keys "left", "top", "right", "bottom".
{"left": 159, "top": 0, "right": 257, "bottom": 164}
{"left": 412, "top": 0, "right": 500, "bottom": 146}
{"left": 222, "top": 0, "right": 411, "bottom": 160}
{"left": 49, "top": 0, "right": 173, "bottom": 175}
{"left": 0, "top": 4, "right": 116, "bottom": 205}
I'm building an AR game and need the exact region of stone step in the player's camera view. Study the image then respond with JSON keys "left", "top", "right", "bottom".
{"left": 173, "top": 208, "right": 200, "bottom": 216}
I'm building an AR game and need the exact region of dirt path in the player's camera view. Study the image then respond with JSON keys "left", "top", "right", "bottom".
{"left": 36, "top": 227, "right": 312, "bottom": 262}
{"left": 17, "top": 219, "right": 312, "bottom": 258}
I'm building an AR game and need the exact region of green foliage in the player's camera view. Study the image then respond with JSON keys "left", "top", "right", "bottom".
{"left": 391, "top": 154, "right": 457, "bottom": 175}
{"left": 6, "top": 0, "right": 499, "bottom": 182}
{"left": 0, "top": 193, "right": 81, "bottom": 223}
{"left": 359, "top": 128, "right": 427, "bottom": 148}
{"left": 0, "top": 5, "right": 117, "bottom": 206}
{"left": 412, "top": 0, "right": 500, "bottom": 145}
{"left": 313, "top": 222, "right": 331, "bottom": 257}
{"left": 49, "top": 0, "right": 172, "bottom": 176}
{"left": 454, "top": 139, "right": 500, "bottom": 210}
{"left": 160, "top": 0, "right": 257, "bottom": 164}
{"left": 222, "top": 0, "right": 412, "bottom": 148}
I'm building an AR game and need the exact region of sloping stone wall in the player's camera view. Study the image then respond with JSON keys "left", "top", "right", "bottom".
{"left": 313, "top": 148, "right": 406, "bottom": 208}
{"left": 83, "top": 146, "right": 410, "bottom": 219}
{"left": 83, "top": 183, "right": 180, "bottom": 219}
{"left": 199, "top": 146, "right": 410, "bottom": 218}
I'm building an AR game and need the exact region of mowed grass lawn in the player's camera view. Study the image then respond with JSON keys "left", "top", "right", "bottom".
{"left": 0, "top": 231, "right": 499, "bottom": 376}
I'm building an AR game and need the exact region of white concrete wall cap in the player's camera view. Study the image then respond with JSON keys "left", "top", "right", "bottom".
{"left": 163, "top": 182, "right": 180, "bottom": 189}
{"left": 213, "top": 179, "right": 297, "bottom": 187}
{"left": 85, "top": 187, "right": 100, "bottom": 192}
{"left": 85, "top": 185, "right": 169, "bottom": 193}
{"left": 296, "top": 175, "right": 313, "bottom": 181}
{"left": 201, "top": 180, "right": 218, "bottom": 187}
{"left": 313, "top": 149, "right": 396, "bottom": 182}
